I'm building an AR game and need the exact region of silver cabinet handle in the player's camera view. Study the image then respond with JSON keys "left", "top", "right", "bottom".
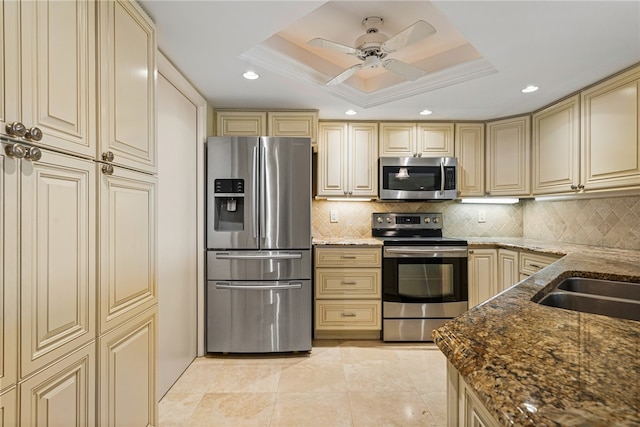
{"left": 215, "top": 282, "right": 302, "bottom": 291}
{"left": 101, "top": 164, "right": 114, "bottom": 175}
{"left": 529, "top": 263, "right": 544, "bottom": 269}
{"left": 25, "top": 146, "right": 42, "bottom": 161}
{"left": 215, "top": 253, "right": 302, "bottom": 260}
{"left": 25, "top": 126, "right": 43, "bottom": 141}
{"left": 340, "top": 255, "right": 357, "bottom": 259}
{"left": 5, "top": 121, "right": 27, "bottom": 137}
{"left": 102, "top": 151, "right": 115, "bottom": 162}
{"left": 4, "top": 143, "right": 27, "bottom": 158}
{"left": 340, "top": 312, "right": 357, "bottom": 317}
{"left": 341, "top": 281, "right": 357, "bottom": 285}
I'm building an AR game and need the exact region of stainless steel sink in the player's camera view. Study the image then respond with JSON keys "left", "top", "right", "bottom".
{"left": 534, "top": 277, "right": 640, "bottom": 322}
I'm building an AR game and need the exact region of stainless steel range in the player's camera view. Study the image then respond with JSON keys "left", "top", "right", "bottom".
{"left": 372, "top": 212, "right": 468, "bottom": 342}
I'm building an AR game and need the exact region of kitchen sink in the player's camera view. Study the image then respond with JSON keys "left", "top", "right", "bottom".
{"left": 534, "top": 277, "right": 640, "bottom": 322}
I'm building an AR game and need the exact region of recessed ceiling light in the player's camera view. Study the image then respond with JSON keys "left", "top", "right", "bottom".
{"left": 419, "top": 109, "right": 433, "bottom": 116}
{"left": 345, "top": 109, "right": 357, "bottom": 116}
{"left": 243, "top": 71, "right": 259, "bottom": 80}
{"left": 521, "top": 85, "right": 539, "bottom": 93}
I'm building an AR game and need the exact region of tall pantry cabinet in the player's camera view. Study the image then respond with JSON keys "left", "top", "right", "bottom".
{"left": 0, "top": 1, "right": 158, "bottom": 425}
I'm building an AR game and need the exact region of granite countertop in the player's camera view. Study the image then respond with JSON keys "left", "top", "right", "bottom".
{"left": 312, "top": 237, "right": 383, "bottom": 246}
{"left": 433, "top": 240, "right": 640, "bottom": 426}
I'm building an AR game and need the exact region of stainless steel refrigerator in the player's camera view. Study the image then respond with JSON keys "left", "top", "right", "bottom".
{"left": 206, "top": 136, "right": 312, "bottom": 353}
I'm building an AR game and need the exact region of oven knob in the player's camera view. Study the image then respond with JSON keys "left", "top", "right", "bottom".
{"left": 385, "top": 217, "right": 392, "bottom": 223}
{"left": 424, "top": 217, "right": 431, "bottom": 223}
{"left": 433, "top": 217, "right": 440, "bottom": 223}
{"left": 376, "top": 217, "right": 383, "bottom": 224}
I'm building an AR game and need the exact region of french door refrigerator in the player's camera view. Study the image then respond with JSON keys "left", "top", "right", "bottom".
{"left": 206, "top": 136, "right": 312, "bottom": 353}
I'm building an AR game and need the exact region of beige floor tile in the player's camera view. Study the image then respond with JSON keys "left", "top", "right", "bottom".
{"left": 340, "top": 341, "right": 400, "bottom": 361}
{"left": 348, "top": 391, "right": 437, "bottom": 427}
{"left": 270, "top": 392, "right": 352, "bottom": 427}
{"left": 344, "top": 359, "right": 416, "bottom": 392}
{"left": 401, "top": 358, "right": 447, "bottom": 393}
{"left": 278, "top": 360, "right": 347, "bottom": 393}
{"left": 187, "top": 392, "right": 276, "bottom": 427}
{"left": 207, "top": 365, "right": 282, "bottom": 393}
{"left": 158, "top": 392, "right": 203, "bottom": 427}
{"left": 420, "top": 391, "right": 448, "bottom": 427}
{"left": 168, "top": 363, "right": 223, "bottom": 394}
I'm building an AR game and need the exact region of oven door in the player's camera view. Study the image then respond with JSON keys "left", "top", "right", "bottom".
{"left": 382, "top": 246, "right": 468, "bottom": 304}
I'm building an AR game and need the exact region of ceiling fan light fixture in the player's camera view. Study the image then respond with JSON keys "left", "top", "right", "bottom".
{"left": 521, "top": 85, "right": 539, "bottom": 93}
{"left": 243, "top": 71, "right": 259, "bottom": 80}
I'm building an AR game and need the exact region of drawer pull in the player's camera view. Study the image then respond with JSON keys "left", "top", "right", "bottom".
{"left": 340, "top": 255, "right": 357, "bottom": 259}
{"left": 341, "top": 281, "right": 357, "bottom": 285}
{"left": 529, "top": 263, "right": 544, "bottom": 269}
{"left": 341, "top": 312, "right": 357, "bottom": 317}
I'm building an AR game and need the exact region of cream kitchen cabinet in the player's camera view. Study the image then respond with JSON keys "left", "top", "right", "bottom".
{"left": 379, "top": 122, "right": 454, "bottom": 157}
{"left": 447, "top": 361, "right": 500, "bottom": 427}
{"left": 519, "top": 250, "right": 561, "bottom": 280}
{"left": 98, "top": 0, "right": 157, "bottom": 174}
{"left": 19, "top": 343, "right": 95, "bottom": 427}
{"left": 468, "top": 248, "right": 497, "bottom": 308}
{"left": 98, "top": 306, "right": 157, "bottom": 427}
{"left": 486, "top": 115, "right": 531, "bottom": 196}
{"left": 317, "top": 122, "right": 378, "bottom": 198}
{"left": 214, "top": 110, "right": 319, "bottom": 143}
{"left": 497, "top": 249, "right": 519, "bottom": 292}
{"left": 1, "top": 0, "right": 96, "bottom": 158}
{"left": 455, "top": 123, "right": 485, "bottom": 197}
{"left": 532, "top": 95, "right": 580, "bottom": 195}
{"left": 98, "top": 164, "right": 157, "bottom": 334}
{"left": 0, "top": 387, "right": 17, "bottom": 425}
{"left": 580, "top": 65, "right": 640, "bottom": 192}
{"left": 314, "top": 246, "right": 382, "bottom": 339}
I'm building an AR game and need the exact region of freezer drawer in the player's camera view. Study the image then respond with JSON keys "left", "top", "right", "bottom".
{"left": 207, "top": 250, "right": 311, "bottom": 281}
{"left": 206, "top": 280, "right": 312, "bottom": 353}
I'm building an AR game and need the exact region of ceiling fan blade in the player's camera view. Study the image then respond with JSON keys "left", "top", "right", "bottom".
{"left": 308, "top": 38, "right": 361, "bottom": 56}
{"left": 381, "top": 20, "right": 436, "bottom": 54}
{"left": 326, "top": 63, "right": 364, "bottom": 85}
{"left": 383, "top": 59, "right": 428, "bottom": 81}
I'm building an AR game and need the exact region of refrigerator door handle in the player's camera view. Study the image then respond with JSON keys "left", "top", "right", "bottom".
{"left": 259, "top": 143, "right": 266, "bottom": 239}
{"left": 215, "top": 282, "right": 303, "bottom": 291}
{"left": 215, "top": 252, "right": 303, "bottom": 260}
{"left": 252, "top": 146, "right": 258, "bottom": 239}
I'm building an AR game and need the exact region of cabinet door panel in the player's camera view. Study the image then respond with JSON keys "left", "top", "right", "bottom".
{"left": 20, "top": 151, "right": 95, "bottom": 377}
{"left": 0, "top": 143, "right": 18, "bottom": 391}
{"left": 20, "top": 343, "right": 95, "bottom": 427}
{"left": 379, "top": 123, "right": 415, "bottom": 156}
{"left": 99, "top": 166, "right": 157, "bottom": 333}
{"left": 99, "top": 0, "right": 156, "bottom": 172}
{"left": 455, "top": 123, "right": 485, "bottom": 197}
{"left": 416, "top": 123, "right": 455, "bottom": 157}
{"left": 0, "top": 387, "right": 17, "bottom": 426}
{"left": 268, "top": 111, "right": 318, "bottom": 142}
{"left": 216, "top": 112, "right": 267, "bottom": 136}
{"left": 486, "top": 116, "right": 531, "bottom": 196}
{"left": 468, "top": 249, "right": 497, "bottom": 308}
{"left": 497, "top": 249, "right": 519, "bottom": 292}
{"left": 21, "top": 0, "right": 95, "bottom": 157}
{"left": 349, "top": 123, "right": 378, "bottom": 196}
{"left": 99, "top": 308, "right": 157, "bottom": 427}
{"left": 317, "top": 123, "right": 348, "bottom": 196}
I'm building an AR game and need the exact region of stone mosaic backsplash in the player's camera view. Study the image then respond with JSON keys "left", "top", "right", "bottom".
{"left": 312, "top": 195, "right": 639, "bottom": 250}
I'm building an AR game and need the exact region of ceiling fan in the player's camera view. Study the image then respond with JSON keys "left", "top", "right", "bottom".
{"left": 308, "top": 16, "right": 436, "bottom": 86}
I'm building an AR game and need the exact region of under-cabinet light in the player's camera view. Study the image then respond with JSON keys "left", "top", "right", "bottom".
{"left": 460, "top": 198, "right": 519, "bottom": 204}
{"left": 324, "top": 197, "right": 372, "bottom": 202}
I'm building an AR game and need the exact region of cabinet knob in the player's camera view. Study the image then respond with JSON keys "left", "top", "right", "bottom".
{"left": 469, "top": 250, "right": 474, "bottom": 254}
{"left": 5, "top": 121, "right": 27, "bottom": 137}
{"left": 102, "top": 151, "right": 115, "bottom": 162}
{"left": 570, "top": 184, "right": 578, "bottom": 190}
{"left": 25, "top": 126, "right": 43, "bottom": 141}
{"left": 101, "top": 164, "right": 114, "bottom": 175}
{"left": 485, "top": 191, "right": 491, "bottom": 196}
{"left": 4, "top": 143, "right": 27, "bottom": 158}
{"left": 578, "top": 184, "right": 585, "bottom": 190}
{"left": 25, "top": 146, "right": 42, "bottom": 161}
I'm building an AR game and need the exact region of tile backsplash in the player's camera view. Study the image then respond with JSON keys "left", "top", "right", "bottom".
{"left": 312, "top": 195, "right": 640, "bottom": 250}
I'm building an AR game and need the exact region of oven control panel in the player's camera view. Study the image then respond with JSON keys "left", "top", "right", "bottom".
{"left": 372, "top": 212, "right": 443, "bottom": 230}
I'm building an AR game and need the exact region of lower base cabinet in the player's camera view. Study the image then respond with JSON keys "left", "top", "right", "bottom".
{"left": 447, "top": 361, "right": 500, "bottom": 427}
{"left": 19, "top": 342, "right": 95, "bottom": 427}
{"left": 98, "top": 306, "right": 157, "bottom": 427}
{"left": 1, "top": 387, "right": 17, "bottom": 426}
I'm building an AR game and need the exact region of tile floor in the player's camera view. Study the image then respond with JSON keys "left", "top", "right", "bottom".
{"left": 158, "top": 340, "right": 448, "bottom": 427}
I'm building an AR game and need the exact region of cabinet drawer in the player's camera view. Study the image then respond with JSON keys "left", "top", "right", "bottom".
{"left": 315, "top": 268, "right": 380, "bottom": 299}
{"left": 314, "top": 247, "right": 381, "bottom": 267}
{"left": 519, "top": 251, "right": 561, "bottom": 276}
{"left": 315, "top": 301, "right": 381, "bottom": 330}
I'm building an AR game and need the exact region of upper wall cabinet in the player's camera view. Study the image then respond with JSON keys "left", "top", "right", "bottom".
{"left": 379, "top": 122, "right": 454, "bottom": 157}
{"left": 486, "top": 115, "right": 531, "bottom": 196}
{"left": 214, "top": 110, "right": 319, "bottom": 143}
{"left": 455, "top": 123, "right": 485, "bottom": 197}
{"left": 317, "top": 122, "right": 378, "bottom": 198}
{"left": 532, "top": 95, "right": 581, "bottom": 195}
{"left": 1, "top": 0, "right": 96, "bottom": 158}
{"left": 581, "top": 65, "right": 640, "bottom": 192}
{"left": 98, "top": 0, "right": 157, "bottom": 174}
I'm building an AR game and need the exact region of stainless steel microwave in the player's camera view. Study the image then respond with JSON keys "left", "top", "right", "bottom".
{"left": 379, "top": 156, "right": 458, "bottom": 201}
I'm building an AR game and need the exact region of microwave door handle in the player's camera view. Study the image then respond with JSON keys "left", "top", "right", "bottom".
{"left": 252, "top": 146, "right": 258, "bottom": 239}
{"left": 440, "top": 161, "right": 445, "bottom": 192}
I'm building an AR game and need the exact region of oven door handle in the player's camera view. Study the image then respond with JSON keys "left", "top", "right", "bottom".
{"left": 384, "top": 247, "right": 468, "bottom": 258}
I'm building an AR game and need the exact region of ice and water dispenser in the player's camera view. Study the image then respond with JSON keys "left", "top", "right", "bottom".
{"left": 213, "top": 179, "right": 244, "bottom": 231}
